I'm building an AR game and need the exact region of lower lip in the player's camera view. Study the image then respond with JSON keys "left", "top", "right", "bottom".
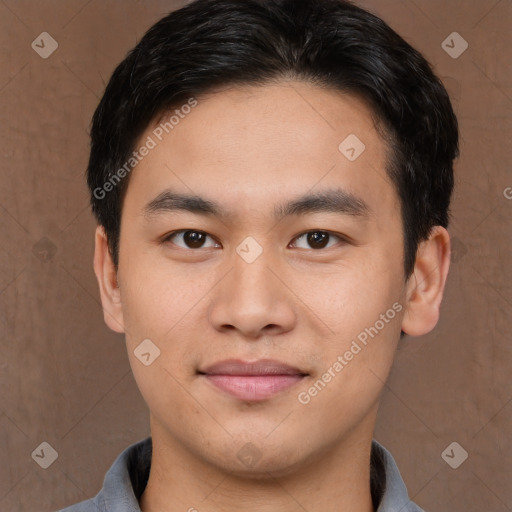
{"left": 204, "top": 374, "right": 305, "bottom": 401}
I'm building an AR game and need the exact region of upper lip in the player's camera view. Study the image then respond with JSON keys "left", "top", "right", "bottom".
{"left": 199, "top": 359, "right": 307, "bottom": 376}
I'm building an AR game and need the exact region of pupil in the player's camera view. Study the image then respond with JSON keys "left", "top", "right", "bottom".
{"left": 186, "top": 231, "right": 204, "bottom": 248}
{"left": 308, "top": 231, "right": 328, "bottom": 249}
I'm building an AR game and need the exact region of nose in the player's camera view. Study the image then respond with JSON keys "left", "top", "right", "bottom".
{"left": 207, "top": 247, "right": 297, "bottom": 340}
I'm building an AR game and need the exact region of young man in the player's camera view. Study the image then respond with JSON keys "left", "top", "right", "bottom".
{"left": 59, "top": 0, "right": 458, "bottom": 510}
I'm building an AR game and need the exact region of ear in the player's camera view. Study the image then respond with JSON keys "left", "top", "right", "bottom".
{"left": 401, "top": 226, "right": 451, "bottom": 336}
{"left": 93, "top": 225, "right": 125, "bottom": 333}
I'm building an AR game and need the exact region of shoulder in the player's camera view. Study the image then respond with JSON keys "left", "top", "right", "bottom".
{"left": 55, "top": 436, "right": 151, "bottom": 512}
{"left": 372, "top": 439, "right": 426, "bottom": 512}
{"left": 56, "top": 497, "right": 102, "bottom": 512}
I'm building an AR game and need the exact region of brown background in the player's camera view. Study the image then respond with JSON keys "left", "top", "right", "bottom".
{"left": 0, "top": 1, "right": 510, "bottom": 511}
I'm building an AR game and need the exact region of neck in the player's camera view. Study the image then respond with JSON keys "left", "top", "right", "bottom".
{"left": 140, "top": 412, "right": 377, "bottom": 512}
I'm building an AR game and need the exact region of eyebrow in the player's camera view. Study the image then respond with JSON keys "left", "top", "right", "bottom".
{"left": 142, "top": 187, "right": 372, "bottom": 222}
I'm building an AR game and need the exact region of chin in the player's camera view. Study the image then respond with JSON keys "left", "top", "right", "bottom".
{"left": 205, "top": 437, "right": 313, "bottom": 480}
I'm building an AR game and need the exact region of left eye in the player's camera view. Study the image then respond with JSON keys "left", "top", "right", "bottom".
{"left": 290, "top": 231, "right": 344, "bottom": 250}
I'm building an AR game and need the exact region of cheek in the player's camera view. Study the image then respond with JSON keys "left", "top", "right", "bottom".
{"left": 294, "top": 252, "right": 402, "bottom": 339}
{"left": 294, "top": 304, "right": 402, "bottom": 440}
{"left": 119, "top": 255, "right": 213, "bottom": 340}
{"left": 293, "top": 251, "right": 403, "bottom": 396}
{"left": 128, "top": 354, "right": 210, "bottom": 450}
{"left": 118, "top": 259, "right": 212, "bottom": 405}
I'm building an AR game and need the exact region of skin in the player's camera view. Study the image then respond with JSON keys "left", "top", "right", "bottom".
{"left": 93, "top": 80, "right": 451, "bottom": 512}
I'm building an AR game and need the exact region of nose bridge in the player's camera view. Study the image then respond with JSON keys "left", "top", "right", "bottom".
{"left": 230, "top": 237, "right": 280, "bottom": 305}
{"left": 208, "top": 237, "right": 296, "bottom": 337}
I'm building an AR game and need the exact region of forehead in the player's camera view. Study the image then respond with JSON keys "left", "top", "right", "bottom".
{"left": 123, "top": 80, "right": 399, "bottom": 224}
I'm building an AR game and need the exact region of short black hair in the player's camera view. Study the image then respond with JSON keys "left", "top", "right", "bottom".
{"left": 87, "top": 0, "right": 459, "bottom": 281}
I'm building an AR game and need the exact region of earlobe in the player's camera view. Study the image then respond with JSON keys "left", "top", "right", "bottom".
{"left": 93, "top": 225, "right": 125, "bottom": 334}
{"left": 401, "top": 226, "right": 451, "bottom": 337}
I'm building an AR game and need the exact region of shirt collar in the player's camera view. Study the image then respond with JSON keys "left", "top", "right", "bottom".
{"left": 72, "top": 436, "right": 423, "bottom": 512}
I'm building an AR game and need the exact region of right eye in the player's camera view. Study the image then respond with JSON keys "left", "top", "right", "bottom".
{"left": 161, "top": 230, "right": 221, "bottom": 250}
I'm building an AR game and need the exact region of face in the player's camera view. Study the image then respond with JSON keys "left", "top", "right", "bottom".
{"left": 99, "top": 81, "right": 414, "bottom": 476}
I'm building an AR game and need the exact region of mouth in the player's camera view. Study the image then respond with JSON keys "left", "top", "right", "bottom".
{"left": 197, "top": 359, "right": 309, "bottom": 402}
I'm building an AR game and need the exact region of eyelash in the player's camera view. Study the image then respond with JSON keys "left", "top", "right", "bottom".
{"left": 160, "top": 229, "right": 348, "bottom": 251}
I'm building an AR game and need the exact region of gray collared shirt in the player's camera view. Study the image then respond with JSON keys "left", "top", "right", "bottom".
{"left": 57, "top": 437, "right": 424, "bottom": 512}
